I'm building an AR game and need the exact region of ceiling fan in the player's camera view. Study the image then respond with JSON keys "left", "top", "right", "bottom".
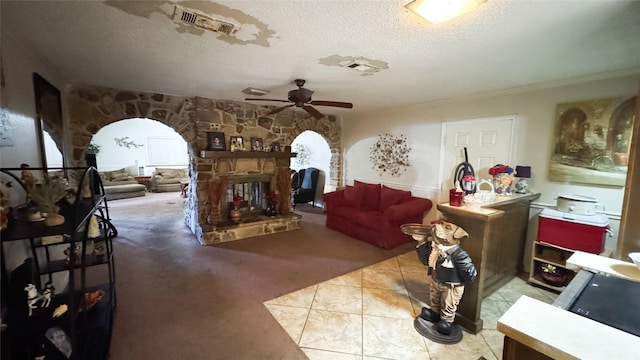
{"left": 244, "top": 79, "right": 353, "bottom": 119}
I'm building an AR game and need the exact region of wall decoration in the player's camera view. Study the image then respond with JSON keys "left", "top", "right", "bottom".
{"left": 207, "top": 131, "right": 225, "bottom": 151}
{"left": 0, "top": 109, "right": 13, "bottom": 146}
{"left": 370, "top": 133, "right": 411, "bottom": 177}
{"left": 250, "top": 137, "right": 263, "bottom": 151}
{"left": 33, "top": 73, "right": 64, "bottom": 169}
{"left": 549, "top": 96, "right": 635, "bottom": 187}
{"left": 114, "top": 136, "right": 144, "bottom": 148}
{"left": 229, "top": 136, "right": 244, "bottom": 151}
{"left": 292, "top": 143, "right": 312, "bottom": 168}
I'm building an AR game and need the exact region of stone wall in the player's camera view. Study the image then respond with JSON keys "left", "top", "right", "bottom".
{"left": 64, "top": 84, "right": 343, "bottom": 244}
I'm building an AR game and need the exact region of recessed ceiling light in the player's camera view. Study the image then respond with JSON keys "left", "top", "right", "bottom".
{"left": 405, "top": 0, "right": 487, "bottom": 24}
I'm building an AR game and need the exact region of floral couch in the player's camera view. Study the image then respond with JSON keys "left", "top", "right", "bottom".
{"left": 323, "top": 180, "right": 433, "bottom": 249}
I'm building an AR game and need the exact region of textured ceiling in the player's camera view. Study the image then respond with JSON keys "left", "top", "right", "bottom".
{"left": 2, "top": 0, "right": 640, "bottom": 117}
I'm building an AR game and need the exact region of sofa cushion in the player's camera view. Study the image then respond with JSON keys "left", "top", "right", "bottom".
{"left": 343, "top": 185, "right": 366, "bottom": 207}
{"left": 354, "top": 180, "right": 381, "bottom": 211}
{"left": 110, "top": 168, "right": 128, "bottom": 179}
{"left": 380, "top": 185, "right": 412, "bottom": 210}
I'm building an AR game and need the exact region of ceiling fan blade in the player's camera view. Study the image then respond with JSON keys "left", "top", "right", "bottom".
{"left": 266, "top": 104, "right": 294, "bottom": 116}
{"left": 310, "top": 100, "right": 353, "bottom": 109}
{"left": 303, "top": 105, "right": 324, "bottom": 119}
{"left": 245, "top": 98, "right": 291, "bottom": 103}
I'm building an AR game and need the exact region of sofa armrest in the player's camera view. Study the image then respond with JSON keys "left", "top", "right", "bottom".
{"left": 323, "top": 189, "right": 347, "bottom": 210}
{"left": 382, "top": 198, "right": 433, "bottom": 222}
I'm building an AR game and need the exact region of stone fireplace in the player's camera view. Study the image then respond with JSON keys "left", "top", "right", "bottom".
{"left": 62, "top": 85, "right": 343, "bottom": 245}
{"left": 195, "top": 150, "right": 302, "bottom": 244}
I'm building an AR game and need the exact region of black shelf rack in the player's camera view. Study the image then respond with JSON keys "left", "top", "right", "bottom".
{"left": 1, "top": 166, "right": 117, "bottom": 360}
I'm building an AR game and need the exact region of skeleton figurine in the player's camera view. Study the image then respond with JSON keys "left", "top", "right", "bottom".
{"left": 415, "top": 220, "right": 477, "bottom": 335}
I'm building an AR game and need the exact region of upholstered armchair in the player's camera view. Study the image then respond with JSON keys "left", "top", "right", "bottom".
{"left": 292, "top": 167, "right": 319, "bottom": 209}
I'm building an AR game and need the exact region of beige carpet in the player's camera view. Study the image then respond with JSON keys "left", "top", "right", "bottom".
{"left": 106, "top": 192, "right": 414, "bottom": 359}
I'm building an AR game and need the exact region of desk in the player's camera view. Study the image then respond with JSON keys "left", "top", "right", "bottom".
{"left": 436, "top": 193, "right": 540, "bottom": 333}
{"left": 134, "top": 176, "right": 152, "bottom": 192}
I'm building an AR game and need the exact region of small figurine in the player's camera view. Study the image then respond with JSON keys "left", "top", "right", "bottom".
{"left": 414, "top": 220, "right": 477, "bottom": 338}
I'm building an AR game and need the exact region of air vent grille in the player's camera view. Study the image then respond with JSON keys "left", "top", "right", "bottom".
{"left": 173, "top": 4, "right": 240, "bottom": 36}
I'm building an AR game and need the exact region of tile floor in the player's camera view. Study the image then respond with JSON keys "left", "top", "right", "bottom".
{"left": 264, "top": 251, "right": 558, "bottom": 360}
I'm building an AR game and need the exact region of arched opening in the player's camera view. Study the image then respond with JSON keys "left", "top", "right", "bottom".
{"left": 89, "top": 118, "right": 189, "bottom": 202}
{"left": 89, "top": 118, "right": 188, "bottom": 176}
{"left": 291, "top": 130, "right": 332, "bottom": 208}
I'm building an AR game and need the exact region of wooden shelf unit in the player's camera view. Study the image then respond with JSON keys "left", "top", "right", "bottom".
{"left": 529, "top": 240, "right": 611, "bottom": 292}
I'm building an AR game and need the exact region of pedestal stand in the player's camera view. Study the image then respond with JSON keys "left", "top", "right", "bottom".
{"left": 413, "top": 316, "right": 463, "bottom": 345}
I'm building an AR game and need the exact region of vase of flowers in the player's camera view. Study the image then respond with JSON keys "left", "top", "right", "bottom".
{"left": 265, "top": 191, "right": 280, "bottom": 217}
{"left": 488, "top": 164, "right": 516, "bottom": 195}
{"left": 230, "top": 193, "right": 243, "bottom": 222}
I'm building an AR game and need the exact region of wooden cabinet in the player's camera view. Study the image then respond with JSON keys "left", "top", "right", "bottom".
{"left": 529, "top": 241, "right": 576, "bottom": 292}
{"left": 529, "top": 240, "right": 611, "bottom": 292}
{"left": 437, "top": 192, "right": 540, "bottom": 334}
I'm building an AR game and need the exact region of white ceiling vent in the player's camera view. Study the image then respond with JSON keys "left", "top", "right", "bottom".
{"left": 342, "top": 60, "right": 381, "bottom": 73}
{"left": 173, "top": 4, "right": 240, "bottom": 36}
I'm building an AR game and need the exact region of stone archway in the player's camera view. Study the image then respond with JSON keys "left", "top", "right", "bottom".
{"left": 291, "top": 116, "right": 343, "bottom": 188}
{"left": 65, "top": 85, "right": 197, "bottom": 165}
{"left": 63, "top": 84, "right": 344, "bottom": 244}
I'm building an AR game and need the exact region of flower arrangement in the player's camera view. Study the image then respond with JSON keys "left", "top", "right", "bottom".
{"left": 489, "top": 164, "right": 516, "bottom": 195}
{"left": 232, "top": 194, "right": 243, "bottom": 209}
{"left": 265, "top": 191, "right": 280, "bottom": 205}
{"left": 488, "top": 164, "right": 516, "bottom": 176}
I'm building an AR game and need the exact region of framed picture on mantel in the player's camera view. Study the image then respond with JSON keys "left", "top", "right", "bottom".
{"left": 207, "top": 131, "right": 225, "bottom": 151}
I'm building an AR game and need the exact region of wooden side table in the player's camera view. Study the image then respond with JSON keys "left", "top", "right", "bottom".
{"left": 134, "top": 176, "right": 152, "bottom": 192}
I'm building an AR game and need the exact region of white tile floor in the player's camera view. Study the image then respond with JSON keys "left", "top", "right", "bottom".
{"left": 265, "top": 251, "right": 558, "bottom": 360}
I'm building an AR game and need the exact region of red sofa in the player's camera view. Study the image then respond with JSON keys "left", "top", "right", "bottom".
{"left": 323, "top": 180, "right": 433, "bottom": 249}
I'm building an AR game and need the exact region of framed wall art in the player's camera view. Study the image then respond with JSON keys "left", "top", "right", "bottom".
{"left": 229, "top": 136, "right": 244, "bottom": 152}
{"left": 250, "top": 137, "right": 263, "bottom": 152}
{"left": 207, "top": 131, "right": 226, "bottom": 151}
{"left": 33, "top": 73, "right": 65, "bottom": 169}
{"left": 549, "top": 96, "right": 635, "bottom": 187}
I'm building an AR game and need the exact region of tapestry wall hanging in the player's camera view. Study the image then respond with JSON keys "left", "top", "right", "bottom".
{"left": 549, "top": 96, "right": 635, "bottom": 187}
{"left": 370, "top": 133, "right": 411, "bottom": 177}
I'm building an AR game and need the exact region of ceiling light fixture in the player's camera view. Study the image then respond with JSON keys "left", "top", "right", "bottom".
{"left": 405, "top": 0, "right": 487, "bottom": 24}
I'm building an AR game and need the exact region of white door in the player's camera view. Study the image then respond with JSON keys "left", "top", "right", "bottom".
{"left": 440, "top": 116, "right": 515, "bottom": 197}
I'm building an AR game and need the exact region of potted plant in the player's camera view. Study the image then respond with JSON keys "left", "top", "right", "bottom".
{"left": 31, "top": 176, "right": 67, "bottom": 226}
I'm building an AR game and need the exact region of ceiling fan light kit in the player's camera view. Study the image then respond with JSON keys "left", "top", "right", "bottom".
{"left": 244, "top": 79, "right": 353, "bottom": 119}
{"left": 405, "top": 0, "right": 487, "bottom": 24}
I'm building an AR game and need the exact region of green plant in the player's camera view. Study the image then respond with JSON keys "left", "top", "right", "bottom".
{"left": 30, "top": 176, "right": 67, "bottom": 213}
{"left": 87, "top": 142, "right": 101, "bottom": 155}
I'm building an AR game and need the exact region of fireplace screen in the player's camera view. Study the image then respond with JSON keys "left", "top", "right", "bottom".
{"left": 225, "top": 174, "right": 272, "bottom": 218}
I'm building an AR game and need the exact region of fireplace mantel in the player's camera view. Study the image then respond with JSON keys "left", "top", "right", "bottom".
{"left": 199, "top": 151, "right": 297, "bottom": 159}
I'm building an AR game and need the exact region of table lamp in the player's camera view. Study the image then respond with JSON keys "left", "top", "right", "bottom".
{"left": 514, "top": 166, "right": 531, "bottom": 194}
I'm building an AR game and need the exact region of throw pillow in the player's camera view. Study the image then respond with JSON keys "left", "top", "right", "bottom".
{"left": 343, "top": 185, "right": 365, "bottom": 207}
{"left": 110, "top": 168, "right": 127, "bottom": 181}
{"left": 380, "top": 185, "right": 412, "bottom": 210}
{"left": 354, "top": 180, "right": 381, "bottom": 211}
